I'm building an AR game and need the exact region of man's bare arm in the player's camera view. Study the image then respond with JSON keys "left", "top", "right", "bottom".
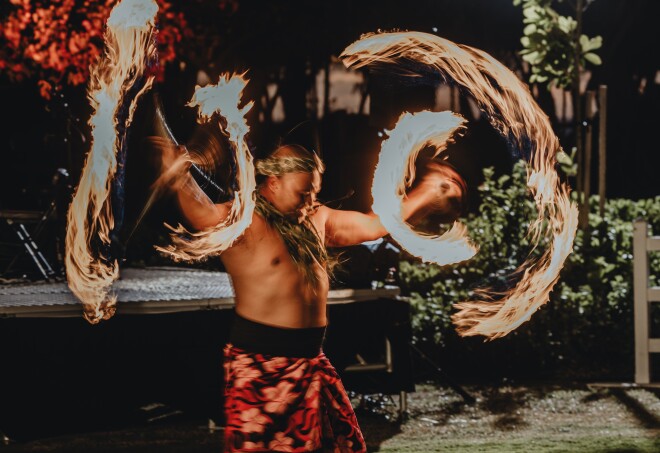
{"left": 321, "top": 207, "right": 385, "bottom": 247}
{"left": 173, "top": 173, "right": 230, "bottom": 230}
{"left": 321, "top": 183, "right": 433, "bottom": 247}
{"left": 149, "top": 136, "right": 230, "bottom": 231}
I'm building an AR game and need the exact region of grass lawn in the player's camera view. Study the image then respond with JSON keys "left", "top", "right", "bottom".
{"left": 361, "top": 383, "right": 660, "bottom": 452}
{"left": 2, "top": 383, "right": 659, "bottom": 452}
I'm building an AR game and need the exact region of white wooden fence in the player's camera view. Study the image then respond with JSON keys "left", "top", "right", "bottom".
{"left": 633, "top": 219, "right": 660, "bottom": 384}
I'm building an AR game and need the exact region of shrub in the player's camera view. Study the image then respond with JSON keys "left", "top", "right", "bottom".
{"left": 399, "top": 161, "right": 660, "bottom": 380}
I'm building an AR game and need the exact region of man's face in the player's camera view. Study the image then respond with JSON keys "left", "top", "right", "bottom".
{"left": 420, "top": 162, "right": 466, "bottom": 215}
{"left": 272, "top": 170, "right": 321, "bottom": 218}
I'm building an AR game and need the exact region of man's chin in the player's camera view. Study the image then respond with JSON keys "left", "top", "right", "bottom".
{"left": 291, "top": 207, "right": 310, "bottom": 223}
{"left": 283, "top": 210, "right": 301, "bottom": 220}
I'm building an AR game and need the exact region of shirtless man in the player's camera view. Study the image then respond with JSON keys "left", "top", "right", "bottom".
{"left": 155, "top": 139, "right": 466, "bottom": 452}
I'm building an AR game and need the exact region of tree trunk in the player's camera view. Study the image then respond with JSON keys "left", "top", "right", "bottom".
{"left": 598, "top": 85, "right": 607, "bottom": 216}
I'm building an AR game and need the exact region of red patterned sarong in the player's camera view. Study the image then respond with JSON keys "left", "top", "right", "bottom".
{"left": 224, "top": 344, "right": 367, "bottom": 452}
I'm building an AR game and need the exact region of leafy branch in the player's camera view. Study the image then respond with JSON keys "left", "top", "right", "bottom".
{"left": 514, "top": 0, "right": 602, "bottom": 88}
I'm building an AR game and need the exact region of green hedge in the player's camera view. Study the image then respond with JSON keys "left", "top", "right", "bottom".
{"left": 399, "top": 162, "right": 660, "bottom": 381}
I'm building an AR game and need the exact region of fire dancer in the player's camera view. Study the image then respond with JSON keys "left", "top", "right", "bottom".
{"left": 152, "top": 137, "right": 466, "bottom": 452}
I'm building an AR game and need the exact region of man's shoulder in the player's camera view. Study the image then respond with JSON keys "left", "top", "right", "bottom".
{"left": 314, "top": 205, "right": 333, "bottom": 218}
{"left": 246, "top": 209, "right": 271, "bottom": 235}
{"left": 311, "top": 205, "right": 333, "bottom": 224}
{"left": 223, "top": 212, "right": 266, "bottom": 253}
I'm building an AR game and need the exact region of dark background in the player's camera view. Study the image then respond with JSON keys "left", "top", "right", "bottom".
{"left": 1, "top": 0, "right": 658, "bottom": 214}
{"left": 0, "top": 298, "right": 414, "bottom": 441}
{"left": 0, "top": 0, "right": 659, "bottom": 441}
{"left": 2, "top": 0, "right": 658, "bottom": 278}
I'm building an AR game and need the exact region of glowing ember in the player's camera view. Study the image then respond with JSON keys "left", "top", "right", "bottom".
{"left": 373, "top": 110, "right": 478, "bottom": 265}
{"left": 155, "top": 73, "right": 256, "bottom": 261}
{"left": 341, "top": 31, "right": 578, "bottom": 339}
{"left": 65, "top": 0, "right": 158, "bottom": 323}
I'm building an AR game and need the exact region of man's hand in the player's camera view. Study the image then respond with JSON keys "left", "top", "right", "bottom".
{"left": 147, "top": 135, "right": 229, "bottom": 230}
{"left": 148, "top": 136, "right": 192, "bottom": 192}
{"left": 414, "top": 163, "right": 454, "bottom": 208}
{"left": 405, "top": 160, "right": 465, "bottom": 224}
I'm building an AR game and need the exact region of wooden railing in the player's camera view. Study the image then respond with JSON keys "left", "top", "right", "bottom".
{"left": 633, "top": 219, "right": 660, "bottom": 383}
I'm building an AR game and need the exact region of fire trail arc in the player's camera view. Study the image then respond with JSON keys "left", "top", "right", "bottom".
{"left": 65, "top": 0, "right": 158, "bottom": 323}
{"left": 66, "top": 0, "right": 256, "bottom": 323}
{"left": 340, "top": 31, "right": 578, "bottom": 339}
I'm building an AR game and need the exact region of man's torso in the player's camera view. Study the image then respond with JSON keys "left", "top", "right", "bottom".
{"left": 220, "top": 210, "right": 329, "bottom": 328}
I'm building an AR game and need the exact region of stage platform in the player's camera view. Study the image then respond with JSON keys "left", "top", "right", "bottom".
{"left": 0, "top": 266, "right": 400, "bottom": 317}
{"left": 0, "top": 267, "right": 412, "bottom": 439}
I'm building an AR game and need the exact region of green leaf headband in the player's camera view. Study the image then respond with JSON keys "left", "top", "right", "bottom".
{"left": 255, "top": 156, "right": 323, "bottom": 176}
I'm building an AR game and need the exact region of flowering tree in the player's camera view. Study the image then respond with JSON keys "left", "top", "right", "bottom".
{"left": 0, "top": 0, "right": 190, "bottom": 99}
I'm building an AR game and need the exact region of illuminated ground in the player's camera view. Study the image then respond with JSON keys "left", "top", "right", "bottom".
{"left": 3, "top": 383, "right": 659, "bottom": 452}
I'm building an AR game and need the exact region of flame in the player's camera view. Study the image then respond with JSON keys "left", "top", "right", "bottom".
{"left": 341, "top": 31, "right": 578, "bottom": 339}
{"left": 155, "top": 73, "right": 256, "bottom": 261}
{"left": 65, "top": 0, "right": 158, "bottom": 323}
{"left": 373, "top": 110, "right": 478, "bottom": 265}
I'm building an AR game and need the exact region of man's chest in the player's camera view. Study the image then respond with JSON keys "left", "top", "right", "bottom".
{"left": 221, "top": 229, "right": 283, "bottom": 268}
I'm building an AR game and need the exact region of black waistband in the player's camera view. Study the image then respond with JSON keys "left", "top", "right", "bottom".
{"left": 229, "top": 312, "right": 326, "bottom": 358}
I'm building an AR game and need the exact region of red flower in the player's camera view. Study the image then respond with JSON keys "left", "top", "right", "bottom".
{"left": 38, "top": 79, "right": 52, "bottom": 99}
{"left": 262, "top": 356, "right": 289, "bottom": 373}
{"left": 268, "top": 432, "right": 294, "bottom": 452}
{"left": 239, "top": 408, "right": 270, "bottom": 434}
{"left": 0, "top": 0, "right": 191, "bottom": 98}
{"left": 304, "top": 376, "right": 321, "bottom": 409}
{"left": 262, "top": 381, "right": 298, "bottom": 414}
{"left": 234, "top": 363, "right": 262, "bottom": 388}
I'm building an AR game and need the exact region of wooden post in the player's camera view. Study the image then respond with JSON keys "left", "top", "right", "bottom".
{"left": 634, "top": 220, "right": 650, "bottom": 384}
{"left": 323, "top": 60, "right": 331, "bottom": 119}
{"left": 579, "top": 91, "right": 595, "bottom": 228}
{"left": 598, "top": 85, "right": 607, "bottom": 216}
{"left": 451, "top": 85, "right": 460, "bottom": 113}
